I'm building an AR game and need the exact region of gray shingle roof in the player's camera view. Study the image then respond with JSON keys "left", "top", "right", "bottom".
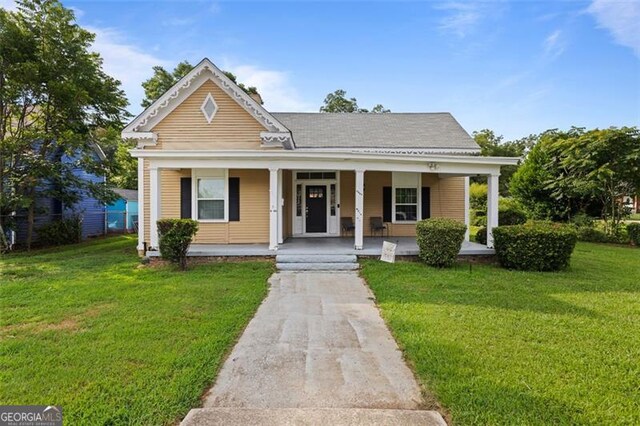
{"left": 113, "top": 188, "right": 138, "bottom": 201}
{"left": 271, "top": 112, "right": 479, "bottom": 150}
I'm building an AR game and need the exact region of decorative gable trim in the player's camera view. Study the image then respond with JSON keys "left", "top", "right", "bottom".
{"left": 261, "top": 131, "right": 294, "bottom": 149}
{"left": 122, "top": 58, "right": 292, "bottom": 149}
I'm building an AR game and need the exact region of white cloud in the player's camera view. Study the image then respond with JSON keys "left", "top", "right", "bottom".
{"left": 544, "top": 29, "right": 566, "bottom": 58}
{"left": 436, "top": 2, "right": 484, "bottom": 38}
{"left": 88, "top": 27, "right": 170, "bottom": 113}
{"left": 588, "top": 0, "right": 640, "bottom": 57}
{"left": 223, "top": 62, "right": 314, "bottom": 112}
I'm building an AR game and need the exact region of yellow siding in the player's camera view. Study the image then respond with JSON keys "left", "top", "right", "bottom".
{"left": 150, "top": 80, "right": 269, "bottom": 150}
{"left": 143, "top": 168, "right": 269, "bottom": 245}
{"left": 339, "top": 171, "right": 465, "bottom": 237}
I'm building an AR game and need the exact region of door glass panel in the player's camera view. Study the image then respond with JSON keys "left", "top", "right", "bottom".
{"left": 330, "top": 184, "right": 336, "bottom": 216}
{"left": 296, "top": 184, "right": 302, "bottom": 216}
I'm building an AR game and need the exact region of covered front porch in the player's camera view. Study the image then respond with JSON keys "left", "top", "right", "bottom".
{"left": 174, "top": 237, "right": 493, "bottom": 257}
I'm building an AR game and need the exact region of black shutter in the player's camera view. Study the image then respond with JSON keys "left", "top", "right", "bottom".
{"left": 421, "top": 187, "right": 431, "bottom": 220}
{"left": 229, "top": 177, "right": 240, "bottom": 221}
{"left": 383, "top": 186, "right": 392, "bottom": 222}
{"left": 180, "top": 177, "right": 192, "bottom": 219}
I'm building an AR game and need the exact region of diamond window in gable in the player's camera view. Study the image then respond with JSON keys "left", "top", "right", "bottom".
{"left": 200, "top": 93, "right": 218, "bottom": 123}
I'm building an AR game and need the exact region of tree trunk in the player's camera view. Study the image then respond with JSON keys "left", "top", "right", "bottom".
{"left": 26, "top": 202, "right": 34, "bottom": 251}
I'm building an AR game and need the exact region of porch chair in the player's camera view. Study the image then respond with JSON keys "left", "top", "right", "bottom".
{"left": 341, "top": 217, "right": 355, "bottom": 236}
{"left": 370, "top": 216, "right": 388, "bottom": 238}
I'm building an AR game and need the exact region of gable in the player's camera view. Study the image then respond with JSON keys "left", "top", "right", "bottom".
{"left": 149, "top": 80, "right": 270, "bottom": 150}
{"left": 122, "top": 58, "right": 293, "bottom": 150}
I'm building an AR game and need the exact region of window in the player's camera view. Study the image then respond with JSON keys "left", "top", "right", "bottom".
{"left": 296, "top": 184, "right": 302, "bottom": 216}
{"left": 330, "top": 184, "right": 336, "bottom": 216}
{"left": 393, "top": 172, "right": 420, "bottom": 222}
{"left": 296, "top": 172, "right": 336, "bottom": 180}
{"left": 195, "top": 169, "right": 227, "bottom": 221}
{"left": 395, "top": 188, "right": 418, "bottom": 221}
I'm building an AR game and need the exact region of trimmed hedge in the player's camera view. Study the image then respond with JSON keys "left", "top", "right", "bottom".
{"left": 493, "top": 222, "right": 577, "bottom": 271}
{"left": 157, "top": 219, "right": 199, "bottom": 270}
{"left": 416, "top": 218, "right": 466, "bottom": 268}
{"left": 627, "top": 223, "right": 640, "bottom": 246}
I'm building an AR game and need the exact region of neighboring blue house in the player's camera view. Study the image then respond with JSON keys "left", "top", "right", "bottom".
{"left": 7, "top": 146, "right": 107, "bottom": 247}
{"left": 106, "top": 189, "right": 138, "bottom": 233}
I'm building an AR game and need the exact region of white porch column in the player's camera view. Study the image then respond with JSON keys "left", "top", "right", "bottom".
{"left": 137, "top": 158, "right": 145, "bottom": 253}
{"left": 464, "top": 176, "right": 470, "bottom": 241}
{"left": 486, "top": 173, "right": 499, "bottom": 248}
{"left": 149, "top": 165, "right": 161, "bottom": 250}
{"left": 277, "top": 169, "right": 284, "bottom": 244}
{"left": 269, "top": 168, "right": 279, "bottom": 250}
{"left": 354, "top": 169, "right": 365, "bottom": 250}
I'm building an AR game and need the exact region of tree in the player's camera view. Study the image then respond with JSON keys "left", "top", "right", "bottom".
{"left": 0, "top": 0, "right": 128, "bottom": 249}
{"left": 319, "top": 89, "right": 389, "bottom": 113}
{"left": 141, "top": 61, "right": 261, "bottom": 108}
{"left": 471, "top": 129, "right": 531, "bottom": 195}
{"left": 511, "top": 127, "right": 640, "bottom": 232}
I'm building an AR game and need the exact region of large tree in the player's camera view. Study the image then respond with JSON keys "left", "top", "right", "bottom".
{"left": 140, "top": 61, "right": 261, "bottom": 108}
{"left": 0, "top": 0, "right": 128, "bottom": 249}
{"left": 320, "top": 89, "right": 389, "bottom": 113}
{"left": 511, "top": 127, "right": 640, "bottom": 231}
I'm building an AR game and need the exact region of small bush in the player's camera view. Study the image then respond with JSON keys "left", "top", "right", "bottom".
{"left": 416, "top": 218, "right": 466, "bottom": 268}
{"left": 37, "top": 215, "right": 82, "bottom": 247}
{"left": 493, "top": 222, "right": 577, "bottom": 271}
{"left": 571, "top": 212, "right": 595, "bottom": 228}
{"left": 469, "top": 183, "right": 487, "bottom": 211}
{"left": 475, "top": 226, "right": 487, "bottom": 245}
{"left": 157, "top": 219, "right": 199, "bottom": 270}
{"left": 499, "top": 200, "right": 527, "bottom": 225}
{"left": 576, "top": 226, "right": 609, "bottom": 243}
{"left": 626, "top": 223, "right": 640, "bottom": 246}
{"left": 471, "top": 209, "right": 487, "bottom": 227}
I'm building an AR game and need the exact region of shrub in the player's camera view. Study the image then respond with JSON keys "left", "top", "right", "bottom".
{"left": 493, "top": 222, "right": 577, "bottom": 271}
{"left": 571, "top": 212, "right": 595, "bottom": 228}
{"left": 469, "top": 183, "right": 487, "bottom": 211}
{"left": 416, "top": 218, "right": 466, "bottom": 268}
{"left": 499, "top": 199, "right": 528, "bottom": 225}
{"left": 576, "top": 226, "right": 609, "bottom": 243}
{"left": 157, "top": 219, "right": 199, "bottom": 270}
{"left": 37, "top": 215, "right": 82, "bottom": 247}
{"left": 626, "top": 223, "right": 640, "bottom": 246}
{"left": 471, "top": 209, "right": 486, "bottom": 227}
{"left": 475, "top": 226, "right": 487, "bottom": 245}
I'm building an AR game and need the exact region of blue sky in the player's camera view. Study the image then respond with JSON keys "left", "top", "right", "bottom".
{"left": 2, "top": 0, "right": 639, "bottom": 140}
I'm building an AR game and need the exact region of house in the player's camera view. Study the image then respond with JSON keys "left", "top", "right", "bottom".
{"left": 122, "top": 58, "right": 518, "bottom": 256}
{"left": 106, "top": 189, "right": 139, "bottom": 233}
{"left": 5, "top": 148, "right": 106, "bottom": 248}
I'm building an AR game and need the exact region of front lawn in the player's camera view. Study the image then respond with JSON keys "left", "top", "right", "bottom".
{"left": 0, "top": 236, "right": 272, "bottom": 424}
{"left": 361, "top": 243, "right": 640, "bottom": 425}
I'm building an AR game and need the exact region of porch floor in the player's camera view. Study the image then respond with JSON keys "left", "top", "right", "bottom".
{"left": 173, "top": 237, "right": 493, "bottom": 257}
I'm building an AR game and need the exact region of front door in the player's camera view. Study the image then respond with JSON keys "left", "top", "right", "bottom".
{"left": 305, "top": 185, "right": 327, "bottom": 233}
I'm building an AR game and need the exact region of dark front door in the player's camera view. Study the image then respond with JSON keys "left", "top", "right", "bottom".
{"left": 305, "top": 185, "right": 327, "bottom": 233}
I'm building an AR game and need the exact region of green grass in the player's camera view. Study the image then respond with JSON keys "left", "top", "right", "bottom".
{"left": 0, "top": 236, "right": 272, "bottom": 425}
{"left": 361, "top": 243, "right": 640, "bottom": 425}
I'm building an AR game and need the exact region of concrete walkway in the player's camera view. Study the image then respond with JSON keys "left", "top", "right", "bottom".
{"left": 182, "top": 272, "right": 446, "bottom": 425}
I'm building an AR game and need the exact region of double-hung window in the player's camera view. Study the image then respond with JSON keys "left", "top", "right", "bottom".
{"left": 195, "top": 169, "right": 227, "bottom": 221}
{"left": 393, "top": 172, "right": 420, "bottom": 222}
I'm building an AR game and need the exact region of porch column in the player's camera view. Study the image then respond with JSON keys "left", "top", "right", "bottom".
{"left": 277, "top": 169, "right": 284, "bottom": 244}
{"left": 269, "top": 168, "right": 279, "bottom": 250}
{"left": 486, "top": 173, "right": 499, "bottom": 248}
{"left": 149, "top": 165, "right": 161, "bottom": 250}
{"left": 464, "top": 176, "right": 470, "bottom": 241}
{"left": 137, "top": 158, "right": 145, "bottom": 254}
{"left": 354, "top": 169, "right": 365, "bottom": 250}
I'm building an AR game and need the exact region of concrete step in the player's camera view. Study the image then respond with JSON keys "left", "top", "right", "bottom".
{"left": 276, "top": 254, "right": 357, "bottom": 264}
{"left": 181, "top": 407, "right": 446, "bottom": 426}
{"left": 276, "top": 262, "right": 359, "bottom": 271}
